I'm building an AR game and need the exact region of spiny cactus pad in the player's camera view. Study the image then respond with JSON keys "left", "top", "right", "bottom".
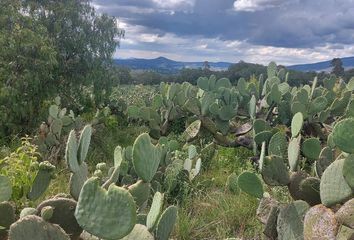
{"left": 303, "top": 205, "right": 338, "bottom": 240}
{"left": 128, "top": 180, "right": 150, "bottom": 208}
{"left": 288, "top": 171, "right": 309, "bottom": 201}
{"left": 343, "top": 154, "right": 354, "bottom": 189}
{"left": 27, "top": 163, "right": 55, "bottom": 201}
{"left": 8, "top": 215, "right": 69, "bottom": 240}
{"left": 302, "top": 138, "right": 321, "bottom": 160}
{"left": 0, "top": 202, "right": 15, "bottom": 238}
{"left": 133, "top": 133, "right": 162, "bottom": 182}
{"left": 75, "top": 178, "right": 136, "bottom": 240}
{"left": 288, "top": 135, "right": 301, "bottom": 171}
{"left": 320, "top": 159, "right": 353, "bottom": 207}
{"left": 299, "top": 177, "right": 321, "bottom": 206}
{"left": 261, "top": 155, "right": 290, "bottom": 186}
{"left": 37, "top": 198, "right": 82, "bottom": 239}
{"left": 335, "top": 198, "right": 354, "bottom": 228}
{"left": 237, "top": 172, "right": 263, "bottom": 198}
{"left": 0, "top": 175, "right": 12, "bottom": 202}
{"left": 156, "top": 206, "right": 178, "bottom": 240}
{"left": 276, "top": 200, "right": 309, "bottom": 240}
{"left": 147, "top": 192, "right": 164, "bottom": 230}
{"left": 69, "top": 162, "right": 88, "bottom": 200}
{"left": 333, "top": 118, "right": 354, "bottom": 153}
{"left": 19, "top": 208, "right": 37, "bottom": 219}
{"left": 268, "top": 131, "right": 287, "bottom": 157}
{"left": 291, "top": 112, "right": 303, "bottom": 138}
{"left": 120, "top": 224, "right": 154, "bottom": 240}
{"left": 65, "top": 130, "right": 80, "bottom": 172}
{"left": 77, "top": 125, "right": 92, "bottom": 164}
{"left": 263, "top": 205, "right": 279, "bottom": 239}
{"left": 315, "top": 147, "right": 334, "bottom": 177}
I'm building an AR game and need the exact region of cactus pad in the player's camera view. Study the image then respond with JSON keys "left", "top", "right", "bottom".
{"left": 77, "top": 125, "right": 92, "bottom": 164}
{"left": 343, "top": 154, "right": 354, "bottom": 189}
{"left": 268, "top": 132, "right": 287, "bottom": 157}
{"left": 291, "top": 112, "right": 303, "bottom": 138}
{"left": 133, "top": 133, "right": 162, "bottom": 182}
{"left": 333, "top": 118, "right": 354, "bottom": 153}
{"left": 19, "top": 208, "right": 37, "bottom": 219}
{"left": 128, "top": 180, "right": 150, "bottom": 208}
{"left": 65, "top": 130, "right": 80, "bottom": 172}
{"left": 0, "top": 175, "right": 12, "bottom": 202}
{"left": 263, "top": 205, "right": 279, "bottom": 239}
{"left": 299, "top": 177, "right": 321, "bottom": 206}
{"left": 315, "top": 147, "right": 334, "bottom": 177}
{"left": 0, "top": 202, "right": 15, "bottom": 238}
{"left": 27, "top": 162, "right": 55, "bottom": 201}
{"left": 320, "top": 159, "right": 353, "bottom": 207}
{"left": 276, "top": 200, "right": 309, "bottom": 240}
{"left": 40, "top": 206, "right": 54, "bottom": 221}
{"left": 147, "top": 192, "right": 164, "bottom": 230}
{"left": 9, "top": 215, "right": 69, "bottom": 240}
{"left": 226, "top": 173, "right": 239, "bottom": 194}
{"left": 302, "top": 138, "right": 321, "bottom": 160}
{"left": 303, "top": 205, "right": 338, "bottom": 240}
{"left": 288, "top": 135, "right": 301, "bottom": 171}
{"left": 37, "top": 198, "right": 82, "bottom": 239}
{"left": 75, "top": 178, "right": 136, "bottom": 240}
{"left": 288, "top": 171, "right": 309, "bottom": 200}
{"left": 156, "top": 206, "right": 178, "bottom": 240}
{"left": 237, "top": 172, "right": 263, "bottom": 198}
{"left": 121, "top": 224, "right": 154, "bottom": 240}
{"left": 256, "top": 197, "right": 279, "bottom": 224}
{"left": 69, "top": 162, "right": 88, "bottom": 200}
{"left": 261, "top": 155, "right": 290, "bottom": 186}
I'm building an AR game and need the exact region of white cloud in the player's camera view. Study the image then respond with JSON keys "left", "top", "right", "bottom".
{"left": 233, "top": 0, "right": 286, "bottom": 12}
{"left": 152, "top": 0, "right": 195, "bottom": 10}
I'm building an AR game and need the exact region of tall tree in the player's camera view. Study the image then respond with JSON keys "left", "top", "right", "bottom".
{"left": 331, "top": 58, "right": 344, "bottom": 77}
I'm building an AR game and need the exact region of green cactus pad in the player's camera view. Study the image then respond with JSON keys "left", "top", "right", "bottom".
{"left": 288, "top": 135, "right": 301, "bottom": 171}
{"left": 65, "top": 130, "right": 80, "bottom": 172}
{"left": 0, "top": 175, "right": 12, "bottom": 202}
{"left": 268, "top": 131, "right": 287, "bottom": 157}
{"left": 333, "top": 118, "right": 354, "bottom": 153}
{"left": 335, "top": 198, "right": 354, "bottom": 228}
{"left": 28, "top": 164, "right": 55, "bottom": 201}
{"left": 254, "top": 130, "right": 273, "bottom": 145}
{"left": 291, "top": 101, "right": 307, "bottom": 119}
{"left": 249, "top": 95, "right": 256, "bottom": 119}
{"left": 253, "top": 119, "right": 270, "bottom": 134}
{"left": 133, "top": 133, "right": 162, "bottom": 182}
{"left": 263, "top": 205, "right": 279, "bottom": 239}
{"left": 75, "top": 178, "right": 136, "bottom": 240}
{"left": 0, "top": 202, "right": 15, "bottom": 238}
{"left": 184, "top": 120, "right": 201, "bottom": 140}
{"left": 40, "top": 206, "right": 54, "bottom": 221}
{"left": 37, "top": 198, "right": 82, "bottom": 239}
{"left": 261, "top": 156, "right": 290, "bottom": 186}
{"left": 309, "top": 96, "right": 328, "bottom": 114}
{"left": 128, "top": 180, "right": 150, "bottom": 208}
{"left": 70, "top": 162, "right": 88, "bottom": 200}
{"left": 276, "top": 200, "right": 309, "bottom": 240}
{"left": 147, "top": 192, "right": 164, "bottom": 230}
{"left": 315, "top": 147, "right": 334, "bottom": 177}
{"left": 226, "top": 173, "right": 239, "bottom": 194}
{"left": 288, "top": 171, "right": 309, "bottom": 200}
{"left": 299, "top": 177, "right": 321, "bottom": 206}
{"left": 256, "top": 197, "right": 279, "bottom": 224}
{"left": 156, "top": 206, "right": 178, "bottom": 240}
{"left": 9, "top": 215, "right": 69, "bottom": 240}
{"left": 19, "top": 208, "right": 37, "bottom": 219}
{"left": 121, "top": 224, "right": 154, "bottom": 240}
{"left": 303, "top": 205, "right": 338, "bottom": 240}
{"left": 343, "top": 154, "right": 354, "bottom": 189}
{"left": 302, "top": 138, "right": 321, "bottom": 160}
{"left": 291, "top": 112, "right": 304, "bottom": 138}
{"left": 237, "top": 172, "right": 263, "bottom": 198}
{"left": 49, "top": 105, "right": 59, "bottom": 119}
{"left": 320, "top": 159, "right": 353, "bottom": 207}
{"left": 77, "top": 125, "right": 92, "bottom": 164}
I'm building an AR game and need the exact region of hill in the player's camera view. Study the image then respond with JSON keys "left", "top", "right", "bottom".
{"left": 287, "top": 56, "right": 354, "bottom": 72}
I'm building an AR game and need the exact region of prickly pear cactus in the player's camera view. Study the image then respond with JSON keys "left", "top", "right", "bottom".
{"left": 288, "top": 135, "right": 301, "bottom": 171}
{"left": 333, "top": 118, "right": 354, "bottom": 153}
{"left": 156, "top": 206, "right": 178, "bottom": 240}
{"left": 237, "top": 172, "right": 264, "bottom": 198}
{"left": 128, "top": 180, "right": 150, "bottom": 208}
{"left": 132, "top": 133, "right": 162, "bottom": 182}
{"left": 0, "top": 202, "right": 15, "bottom": 239}
{"left": 40, "top": 206, "right": 54, "bottom": 221}
{"left": 75, "top": 178, "right": 136, "bottom": 240}
{"left": 69, "top": 162, "right": 88, "bottom": 201}
{"left": 147, "top": 192, "right": 164, "bottom": 231}
{"left": 0, "top": 175, "right": 12, "bottom": 202}
{"left": 120, "top": 224, "right": 154, "bottom": 240}
{"left": 335, "top": 198, "right": 354, "bottom": 229}
{"left": 19, "top": 208, "right": 37, "bottom": 219}
{"left": 77, "top": 125, "right": 92, "bottom": 165}
{"left": 268, "top": 131, "right": 287, "bottom": 157}
{"left": 291, "top": 112, "right": 303, "bottom": 138}
{"left": 226, "top": 173, "right": 239, "bottom": 194}
{"left": 301, "top": 138, "right": 321, "bottom": 160}
{"left": 343, "top": 154, "right": 354, "bottom": 188}
{"left": 8, "top": 215, "right": 70, "bottom": 240}
{"left": 303, "top": 205, "right": 338, "bottom": 240}
{"left": 65, "top": 130, "right": 80, "bottom": 172}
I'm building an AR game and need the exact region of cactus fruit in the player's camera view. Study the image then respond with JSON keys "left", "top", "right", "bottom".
{"left": 0, "top": 175, "right": 12, "bottom": 202}
{"left": 335, "top": 198, "right": 354, "bottom": 229}
{"left": 40, "top": 206, "right": 54, "bottom": 221}
{"left": 237, "top": 172, "right": 264, "bottom": 198}
{"left": 291, "top": 112, "right": 303, "bottom": 138}
{"left": 301, "top": 138, "right": 321, "bottom": 160}
{"left": 128, "top": 180, "right": 150, "bottom": 208}
{"left": 276, "top": 200, "right": 309, "bottom": 240}
{"left": 156, "top": 206, "right": 178, "bottom": 240}
{"left": 147, "top": 192, "right": 164, "bottom": 230}
{"left": 0, "top": 202, "right": 15, "bottom": 239}
{"left": 261, "top": 155, "right": 290, "bottom": 186}
{"left": 333, "top": 118, "right": 354, "bottom": 153}
{"left": 320, "top": 159, "right": 353, "bottom": 207}
{"left": 315, "top": 147, "right": 334, "bottom": 177}
{"left": 27, "top": 161, "right": 56, "bottom": 201}
{"left": 226, "top": 173, "right": 239, "bottom": 194}
{"left": 77, "top": 125, "right": 92, "bottom": 165}
{"left": 120, "top": 224, "right": 154, "bottom": 240}
{"left": 133, "top": 133, "right": 162, "bottom": 182}
{"left": 288, "top": 135, "right": 301, "bottom": 171}
{"left": 268, "top": 131, "right": 287, "bottom": 157}
{"left": 303, "top": 205, "right": 338, "bottom": 240}
{"left": 37, "top": 198, "right": 82, "bottom": 239}
{"left": 75, "top": 178, "right": 136, "bottom": 240}
{"left": 343, "top": 154, "right": 354, "bottom": 188}
{"left": 8, "top": 215, "right": 69, "bottom": 240}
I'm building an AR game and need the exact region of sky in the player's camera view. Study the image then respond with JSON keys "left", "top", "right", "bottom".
{"left": 92, "top": 0, "right": 354, "bottom": 65}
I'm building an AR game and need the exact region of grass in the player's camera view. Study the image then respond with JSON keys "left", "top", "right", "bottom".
{"left": 173, "top": 146, "right": 263, "bottom": 240}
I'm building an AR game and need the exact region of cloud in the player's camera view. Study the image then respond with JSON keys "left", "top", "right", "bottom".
{"left": 92, "top": 0, "right": 354, "bottom": 64}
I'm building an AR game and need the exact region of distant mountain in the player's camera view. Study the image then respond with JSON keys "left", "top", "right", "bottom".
{"left": 287, "top": 56, "right": 354, "bottom": 72}
{"left": 114, "top": 57, "right": 233, "bottom": 74}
